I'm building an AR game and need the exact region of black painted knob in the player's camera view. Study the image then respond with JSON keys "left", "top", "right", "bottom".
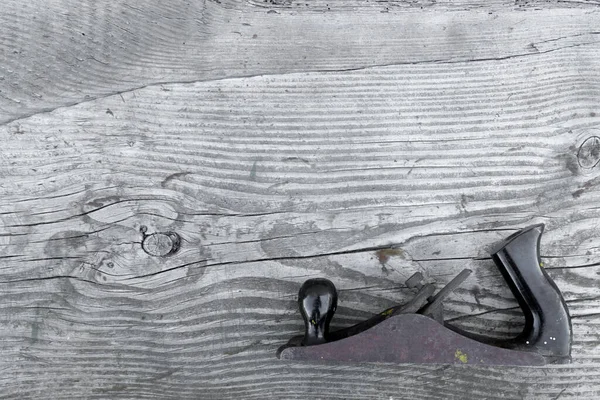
{"left": 298, "top": 278, "right": 338, "bottom": 346}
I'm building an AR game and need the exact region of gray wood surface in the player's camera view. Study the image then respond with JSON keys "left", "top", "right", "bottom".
{"left": 1, "top": 1, "right": 600, "bottom": 399}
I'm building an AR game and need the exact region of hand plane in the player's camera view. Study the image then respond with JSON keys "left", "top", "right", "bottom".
{"left": 277, "top": 224, "right": 572, "bottom": 366}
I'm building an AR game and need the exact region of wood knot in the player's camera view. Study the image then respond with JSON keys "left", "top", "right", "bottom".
{"left": 577, "top": 136, "right": 600, "bottom": 169}
{"left": 141, "top": 232, "right": 181, "bottom": 257}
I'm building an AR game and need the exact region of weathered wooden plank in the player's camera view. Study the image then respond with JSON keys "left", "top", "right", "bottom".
{"left": 2, "top": 1, "right": 600, "bottom": 399}
{"left": 2, "top": 45, "right": 600, "bottom": 398}
{"left": 1, "top": 0, "right": 600, "bottom": 124}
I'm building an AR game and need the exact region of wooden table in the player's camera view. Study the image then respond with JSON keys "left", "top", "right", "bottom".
{"left": 1, "top": 1, "right": 600, "bottom": 398}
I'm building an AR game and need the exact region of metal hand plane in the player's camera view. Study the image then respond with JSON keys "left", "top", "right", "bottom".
{"left": 277, "top": 224, "right": 572, "bottom": 366}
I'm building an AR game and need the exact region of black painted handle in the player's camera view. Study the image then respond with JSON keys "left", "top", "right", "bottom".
{"left": 298, "top": 278, "right": 338, "bottom": 346}
{"left": 491, "top": 224, "right": 572, "bottom": 358}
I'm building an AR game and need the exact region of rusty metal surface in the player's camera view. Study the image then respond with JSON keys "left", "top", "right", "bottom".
{"left": 279, "top": 313, "right": 546, "bottom": 366}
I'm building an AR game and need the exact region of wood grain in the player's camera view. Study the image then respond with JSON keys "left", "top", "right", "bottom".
{"left": 2, "top": 0, "right": 600, "bottom": 125}
{"left": 2, "top": 1, "right": 600, "bottom": 399}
